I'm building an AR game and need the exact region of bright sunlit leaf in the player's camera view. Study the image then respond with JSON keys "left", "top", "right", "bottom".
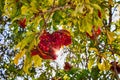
{"left": 21, "top": 5, "right": 29, "bottom": 15}
{"left": 32, "top": 55, "right": 42, "bottom": 67}
{"left": 23, "top": 54, "right": 32, "bottom": 74}
{"left": 89, "top": 48, "right": 99, "bottom": 55}
{"left": 14, "top": 49, "right": 26, "bottom": 65}
{"left": 88, "top": 58, "right": 94, "bottom": 71}
{"left": 107, "top": 30, "right": 115, "bottom": 44}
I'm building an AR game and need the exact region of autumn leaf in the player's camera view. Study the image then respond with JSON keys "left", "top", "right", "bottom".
{"left": 98, "top": 60, "right": 111, "bottom": 71}
{"left": 63, "top": 74, "right": 70, "bottom": 80}
{"left": 14, "top": 49, "right": 26, "bottom": 65}
{"left": 88, "top": 58, "right": 94, "bottom": 71}
{"left": 23, "top": 54, "right": 32, "bottom": 74}
{"left": 21, "top": 5, "right": 29, "bottom": 15}
{"left": 89, "top": 48, "right": 99, "bottom": 55}
{"left": 32, "top": 55, "right": 42, "bottom": 67}
{"left": 107, "top": 30, "right": 115, "bottom": 44}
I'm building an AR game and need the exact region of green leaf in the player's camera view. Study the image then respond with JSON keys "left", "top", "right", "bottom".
{"left": 15, "top": 32, "right": 35, "bottom": 50}
{"left": 52, "top": 11, "right": 63, "bottom": 25}
{"left": 59, "top": 0, "right": 66, "bottom": 6}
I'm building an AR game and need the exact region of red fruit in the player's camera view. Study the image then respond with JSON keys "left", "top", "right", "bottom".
{"left": 39, "top": 31, "right": 52, "bottom": 52}
{"left": 61, "top": 33, "right": 71, "bottom": 46}
{"left": 31, "top": 48, "right": 57, "bottom": 60}
{"left": 64, "top": 62, "right": 72, "bottom": 71}
{"left": 98, "top": 10, "right": 101, "bottom": 19}
{"left": 31, "top": 49, "right": 39, "bottom": 56}
{"left": 19, "top": 18, "right": 26, "bottom": 28}
{"left": 38, "top": 47, "right": 57, "bottom": 60}
{"left": 31, "top": 30, "right": 72, "bottom": 60}
{"left": 52, "top": 30, "right": 72, "bottom": 46}
{"left": 52, "top": 31, "right": 63, "bottom": 49}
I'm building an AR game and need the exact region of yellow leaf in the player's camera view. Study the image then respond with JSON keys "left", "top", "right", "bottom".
{"left": 89, "top": 48, "right": 99, "bottom": 55}
{"left": 21, "top": 5, "right": 29, "bottom": 15}
{"left": 23, "top": 55, "right": 32, "bottom": 74}
{"left": 98, "top": 63, "right": 104, "bottom": 71}
{"left": 4, "top": 0, "right": 17, "bottom": 17}
{"left": 33, "top": 16, "right": 41, "bottom": 29}
{"left": 86, "top": 4, "right": 93, "bottom": 14}
{"left": 104, "top": 60, "right": 111, "bottom": 70}
{"left": 63, "top": 74, "right": 70, "bottom": 80}
{"left": 15, "top": 32, "right": 35, "bottom": 50}
{"left": 108, "top": 0, "right": 113, "bottom": 6}
{"left": 88, "top": 59, "right": 94, "bottom": 71}
{"left": 14, "top": 49, "right": 26, "bottom": 65}
{"left": 107, "top": 30, "right": 115, "bottom": 44}
{"left": 85, "top": 0, "right": 90, "bottom": 3}
{"left": 32, "top": 55, "right": 42, "bottom": 67}
{"left": 98, "top": 61, "right": 111, "bottom": 71}
{"left": 30, "top": 0, "right": 39, "bottom": 13}
{"left": 91, "top": 4, "right": 101, "bottom": 10}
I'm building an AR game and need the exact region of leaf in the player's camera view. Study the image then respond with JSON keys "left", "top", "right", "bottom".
{"left": 52, "top": 11, "right": 63, "bottom": 25}
{"left": 91, "top": 4, "right": 101, "bottom": 10}
{"left": 85, "top": 0, "right": 90, "bottom": 3}
{"left": 63, "top": 74, "right": 70, "bottom": 80}
{"left": 14, "top": 49, "right": 26, "bottom": 65}
{"left": 108, "top": 0, "right": 113, "bottom": 6}
{"left": 86, "top": 4, "right": 93, "bottom": 14}
{"left": 59, "top": 0, "right": 66, "bottom": 6}
{"left": 33, "top": 16, "right": 41, "bottom": 29}
{"left": 4, "top": 0, "right": 17, "bottom": 17}
{"left": 98, "top": 60, "right": 111, "bottom": 71}
{"left": 88, "top": 58, "right": 94, "bottom": 71}
{"left": 107, "top": 30, "right": 115, "bottom": 44}
{"left": 98, "top": 63, "right": 104, "bottom": 71}
{"left": 21, "top": 5, "right": 29, "bottom": 15}
{"left": 30, "top": 0, "right": 39, "bottom": 13}
{"left": 89, "top": 48, "right": 99, "bottom": 55}
{"left": 15, "top": 32, "right": 35, "bottom": 50}
{"left": 32, "top": 55, "right": 42, "bottom": 67}
{"left": 23, "top": 54, "right": 32, "bottom": 74}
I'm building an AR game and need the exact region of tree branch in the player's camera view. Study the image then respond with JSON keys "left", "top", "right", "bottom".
{"left": 38, "top": 5, "right": 71, "bottom": 17}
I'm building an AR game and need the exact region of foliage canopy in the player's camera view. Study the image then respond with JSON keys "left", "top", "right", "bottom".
{"left": 0, "top": 0, "right": 120, "bottom": 79}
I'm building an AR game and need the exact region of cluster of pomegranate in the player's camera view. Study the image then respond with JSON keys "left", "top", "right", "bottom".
{"left": 31, "top": 30, "right": 72, "bottom": 60}
{"left": 86, "top": 26, "right": 101, "bottom": 40}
